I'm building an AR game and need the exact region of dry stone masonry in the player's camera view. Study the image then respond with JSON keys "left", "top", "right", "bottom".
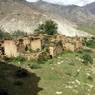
{"left": 0, "top": 34, "right": 84, "bottom": 60}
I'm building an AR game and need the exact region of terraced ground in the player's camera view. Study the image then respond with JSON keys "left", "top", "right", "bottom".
{"left": 0, "top": 50, "right": 95, "bottom": 95}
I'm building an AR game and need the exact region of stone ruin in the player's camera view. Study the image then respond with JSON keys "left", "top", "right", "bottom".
{"left": 0, "top": 34, "right": 84, "bottom": 60}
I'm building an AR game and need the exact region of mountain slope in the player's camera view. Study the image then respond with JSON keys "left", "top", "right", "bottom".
{"left": 0, "top": 0, "right": 94, "bottom": 36}
{"left": 30, "top": 1, "right": 95, "bottom": 25}
{"left": 84, "top": 2, "right": 95, "bottom": 15}
{"left": 0, "top": 0, "right": 47, "bottom": 33}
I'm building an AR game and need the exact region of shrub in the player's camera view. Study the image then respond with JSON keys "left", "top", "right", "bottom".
{"left": 87, "top": 76, "right": 93, "bottom": 81}
{"left": 12, "top": 30, "right": 27, "bottom": 39}
{"left": 28, "top": 48, "right": 33, "bottom": 53}
{"left": 35, "top": 20, "right": 58, "bottom": 35}
{"left": 13, "top": 56, "right": 26, "bottom": 63}
{"left": 82, "top": 54, "right": 93, "bottom": 65}
{"left": 37, "top": 52, "right": 49, "bottom": 64}
{"left": 0, "top": 29, "right": 12, "bottom": 40}
{"left": 86, "top": 37, "right": 95, "bottom": 48}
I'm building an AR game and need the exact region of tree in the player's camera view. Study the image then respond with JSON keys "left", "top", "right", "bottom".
{"left": 86, "top": 37, "right": 95, "bottom": 48}
{"left": 0, "top": 29, "right": 12, "bottom": 40}
{"left": 35, "top": 20, "right": 58, "bottom": 35}
{"left": 12, "top": 30, "right": 27, "bottom": 39}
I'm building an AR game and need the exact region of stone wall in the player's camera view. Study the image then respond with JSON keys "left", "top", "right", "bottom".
{"left": 3, "top": 40, "right": 19, "bottom": 57}
{"left": 0, "top": 34, "right": 84, "bottom": 59}
{"left": 30, "top": 38, "right": 42, "bottom": 51}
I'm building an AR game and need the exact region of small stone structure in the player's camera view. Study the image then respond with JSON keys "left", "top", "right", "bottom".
{"left": 3, "top": 40, "right": 19, "bottom": 57}
{"left": 23, "top": 37, "right": 30, "bottom": 47}
{"left": 30, "top": 36, "right": 42, "bottom": 51}
{"left": 0, "top": 41, "right": 4, "bottom": 56}
{"left": 64, "top": 43, "right": 75, "bottom": 52}
{"left": 48, "top": 41, "right": 63, "bottom": 58}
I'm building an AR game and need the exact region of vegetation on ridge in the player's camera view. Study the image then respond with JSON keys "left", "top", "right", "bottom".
{"left": 35, "top": 20, "right": 58, "bottom": 35}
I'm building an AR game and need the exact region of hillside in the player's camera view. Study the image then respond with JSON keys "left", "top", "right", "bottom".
{"left": 30, "top": 1, "right": 95, "bottom": 25}
{"left": 84, "top": 2, "right": 95, "bottom": 15}
{"left": 0, "top": 0, "right": 94, "bottom": 36}
{"left": 0, "top": 0, "right": 47, "bottom": 33}
{"left": 0, "top": 50, "right": 95, "bottom": 95}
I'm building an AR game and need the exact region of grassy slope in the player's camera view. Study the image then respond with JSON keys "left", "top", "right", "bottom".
{"left": 78, "top": 25, "right": 95, "bottom": 36}
{"left": 0, "top": 51, "right": 95, "bottom": 95}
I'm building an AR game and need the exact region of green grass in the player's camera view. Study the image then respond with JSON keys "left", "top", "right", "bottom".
{"left": 0, "top": 50, "right": 95, "bottom": 95}
{"left": 78, "top": 25, "right": 95, "bottom": 36}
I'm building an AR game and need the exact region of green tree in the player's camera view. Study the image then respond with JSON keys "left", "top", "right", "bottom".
{"left": 0, "top": 29, "right": 12, "bottom": 40}
{"left": 86, "top": 37, "right": 95, "bottom": 48}
{"left": 12, "top": 30, "right": 27, "bottom": 39}
{"left": 35, "top": 20, "right": 58, "bottom": 35}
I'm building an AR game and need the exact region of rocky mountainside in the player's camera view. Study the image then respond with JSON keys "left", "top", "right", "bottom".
{"left": 30, "top": 1, "right": 95, "bottom": 25}
{"left": 0, "top": 0, "right": 47, "bottom": 33}
{"left": 0, "top": 0, "right": 94, "bottom": 36}
{"left": 84, "top": 2, "right": 95, "bottom": 15}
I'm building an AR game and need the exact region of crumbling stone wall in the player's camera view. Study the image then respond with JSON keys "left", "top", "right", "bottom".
{"left": 30, "top": 38, "right": 42, "bottom": 51}
{"left": 64, "top": 43, "right": 75, "bottom": 52}
{"left": 3, "top": 40, "right": 19, "bottom": 57}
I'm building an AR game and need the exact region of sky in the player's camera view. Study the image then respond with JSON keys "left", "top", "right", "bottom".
{"left": 26, "top": 0, "right": 95, "bottom": 6}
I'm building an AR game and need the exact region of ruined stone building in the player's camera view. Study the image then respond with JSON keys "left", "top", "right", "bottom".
{"left": 3, "top": 40, "right": 19, "bottom": 57}
{"left": 0, "top": 34, "right": 84, "bottom": 59}
{"left": 0, "top": 41, "right": 4, "bottom": 56}
{"left": 30, "top": 36, "right": 42, "bottom": 51}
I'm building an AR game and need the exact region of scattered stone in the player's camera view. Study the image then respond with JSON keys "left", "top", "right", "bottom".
{"left": 86, "top": 73, "right": 90, "bottom": 76}
{"left": 60, "top": 61, "right": 64, "bottom": 63}
{"left": 51, "top": 67, "right": 54, "bottom": 70}
{"left": 56, "top": 91, "right": 63, "bottom": 95}
{"left": 86, "top": 83, "right": 94, "bottom": 88}
{"left": 65, "top": 85, "right": 73, "bottom": 89}
{"left": 57, "top": 60, "right": 63, "bottom": 65}
{"left": 58, "top": 57, "right": 61, "bottom": 59}
{"left": 88, "top": 89, "right": 91, "bottom": 92}
{"left": 68, "top": 81, "right": 75, "bottom": 84}
{"left": 57, "top": 62, "right": 61, "bottom": 65}
{"left": 75, "top": 79, "right": 80, "bottom": 85}
{"left": 77, "top": 67, "right": 81, "bottom": 72}
{"left": 74, "top": 85, "right": 78, "bottom": 88}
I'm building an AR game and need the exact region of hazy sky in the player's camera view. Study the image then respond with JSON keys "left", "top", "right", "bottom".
{"left": 26, "top": 0, "right": 95, "bottom": 6}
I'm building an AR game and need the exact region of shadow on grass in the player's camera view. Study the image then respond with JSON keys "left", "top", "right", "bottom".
{"left": 0, "top": 61, "right": 43, "bottom": 95}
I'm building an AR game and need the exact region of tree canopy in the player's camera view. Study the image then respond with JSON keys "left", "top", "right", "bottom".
{"left": 35, "top": 20, "right": 58, "bottom": 35}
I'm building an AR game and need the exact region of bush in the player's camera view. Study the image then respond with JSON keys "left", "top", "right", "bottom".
{"left": 37, "top": 52, "right": 49, "bottom": 64}
{"left": 0, "top": 29, "right": 12, "bottom": 40}
{"left": 12, "top": 56, "right": 26, "bottom": 63}
{"left": 77, "top": 49, "right": 92, "bottom": 54}
{"left": 87, "top": 76, "right": 93, "bottom": 81}
{"left": 35, "top": 20, "right": 58, "bottom": 35}
{"left": 12, "top": 30, "right": 27, "bottom": 39}
{"left": 86, "top": 37, "right": 95, "bottom": 48}
{"left": 82, "top": 54, "right": 93, "bottom": 65}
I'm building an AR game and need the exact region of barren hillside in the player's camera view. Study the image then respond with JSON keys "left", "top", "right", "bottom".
{"left": 0, "top": 0, "right": 94, "bottom": 36}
